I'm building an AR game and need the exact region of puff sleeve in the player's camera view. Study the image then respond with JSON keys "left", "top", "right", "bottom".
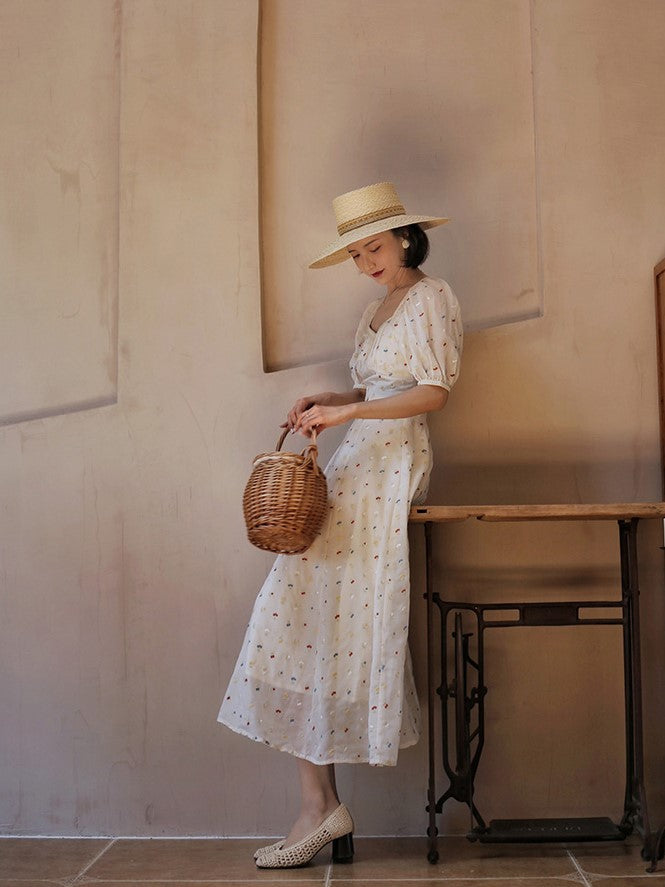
{"left": 403, "top": 279, "right": 462, "bottom": 391}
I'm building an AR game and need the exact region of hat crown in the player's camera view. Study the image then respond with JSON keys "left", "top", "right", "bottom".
{"left": 332, "top": 182, "right": 406, "bottom": 237}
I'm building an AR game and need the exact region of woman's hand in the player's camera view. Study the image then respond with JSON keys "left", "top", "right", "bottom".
{"left": 282, "top": 396, "right": 320, "bottom": 432}
{"left": 280, "top": 391, "right": 331, "bottom": 431}
{"left": 281, "top": 390, "right": 365, "bottom": 434}
{"left": 293, "top": 403, "right": 353, "bottom": 437}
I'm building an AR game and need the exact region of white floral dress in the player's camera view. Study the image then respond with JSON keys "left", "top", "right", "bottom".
{"left": 218, "top": 277, "right": 462, "bottom": 766}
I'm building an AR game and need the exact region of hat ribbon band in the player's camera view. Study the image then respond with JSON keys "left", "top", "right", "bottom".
{"left": 336, "top": 203, "right": 405, "bottom": 236}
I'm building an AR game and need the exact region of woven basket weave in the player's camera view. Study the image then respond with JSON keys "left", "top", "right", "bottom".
{"left": 243, "top": 428, "right": 328, "bottom": 555}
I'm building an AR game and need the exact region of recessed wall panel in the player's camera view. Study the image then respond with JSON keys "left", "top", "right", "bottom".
{"left": 260, "top": 0, "right": 541, "bottom": 372}
{"left": 0, "top": 0, "right": 119, "bottom": 424}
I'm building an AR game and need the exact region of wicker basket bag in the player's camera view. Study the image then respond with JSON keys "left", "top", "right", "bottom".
{"left": 243, "top": 428, "right": 328, "bottom": 554}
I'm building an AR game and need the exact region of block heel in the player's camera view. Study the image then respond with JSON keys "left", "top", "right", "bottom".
{"left": 331, "top": 831, "right": 354, "bottom": 863}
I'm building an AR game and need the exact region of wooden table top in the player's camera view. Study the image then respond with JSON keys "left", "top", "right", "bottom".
{"left": 408, "top": 503, "right": 665, "bottom": 523}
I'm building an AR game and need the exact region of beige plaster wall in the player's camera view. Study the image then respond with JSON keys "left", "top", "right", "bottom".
{"left": 0, "top": 0, "right": 664, "bottom": 838}
{"left": 0, "top": 0, "right": 119, "bottom": 425}
{"left": 260, "top": 0, "right": 541, "bottom": 371}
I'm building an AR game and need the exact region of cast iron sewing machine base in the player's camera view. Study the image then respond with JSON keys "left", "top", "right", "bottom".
{"left": 410, "top": 506, "right": 665, "bottom": 871}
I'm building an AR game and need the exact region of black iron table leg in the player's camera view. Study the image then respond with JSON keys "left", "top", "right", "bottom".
{"left": 425, "top": 522, "right": 440, "bottom": 863}
{"left": 618, "top": 519, "right": 656, "bottom": 866}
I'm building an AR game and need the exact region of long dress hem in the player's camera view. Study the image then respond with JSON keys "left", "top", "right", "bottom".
{"left": 217, "top": 714, "right": 420, "bottom": 766}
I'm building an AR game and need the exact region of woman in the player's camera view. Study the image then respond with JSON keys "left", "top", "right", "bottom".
{"left": 218, "top": 182, "right": 462, "bottom": 868}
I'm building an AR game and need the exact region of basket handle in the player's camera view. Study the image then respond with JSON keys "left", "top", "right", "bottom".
{"left": 276, "top": 427, "right": 321, "bottom": 476}
{"left": 276, "top": 427, "right": 318, "bottom": 450}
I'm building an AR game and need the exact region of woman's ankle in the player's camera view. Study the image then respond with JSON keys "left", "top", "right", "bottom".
{"left": 302, "top": 795, "right": 340, "bottom": 820}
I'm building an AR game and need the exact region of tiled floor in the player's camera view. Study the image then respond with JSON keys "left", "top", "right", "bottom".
{"left": 0, "top": 835, "right": 662, "bottom": 886}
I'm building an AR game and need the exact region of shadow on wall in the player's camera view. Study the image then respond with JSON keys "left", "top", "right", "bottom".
{"left": 427, "top": 458, "right": 663, "bottom": 507}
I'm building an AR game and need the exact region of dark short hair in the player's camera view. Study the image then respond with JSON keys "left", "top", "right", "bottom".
{"left": 393, "top": 224, "right": 430, "bottom": 268}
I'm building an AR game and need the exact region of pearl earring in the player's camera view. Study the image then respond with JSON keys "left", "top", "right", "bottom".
{"left": 401, "top": 238, "right": 409, "bottom": 249}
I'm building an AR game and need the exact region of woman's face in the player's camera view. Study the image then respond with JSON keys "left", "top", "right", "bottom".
{"left": 347, "top": 230, "right": 407, "bottom": 290}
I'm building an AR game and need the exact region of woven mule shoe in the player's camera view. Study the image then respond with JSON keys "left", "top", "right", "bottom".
{"left": 255, "top": 803, "right": 354, "bottom": 868}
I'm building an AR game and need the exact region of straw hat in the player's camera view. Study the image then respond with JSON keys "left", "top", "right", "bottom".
{"left": 309, "top": 182, "right": 449, "bottom": 269}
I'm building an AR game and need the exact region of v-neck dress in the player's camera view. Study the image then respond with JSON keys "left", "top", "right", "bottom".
{"left": 218, "top": 276, "right": 462, "bottom": 766}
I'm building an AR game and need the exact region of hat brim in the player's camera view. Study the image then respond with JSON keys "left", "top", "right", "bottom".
{"left": 308, "top": 214, "right": 450, "bottom": 269}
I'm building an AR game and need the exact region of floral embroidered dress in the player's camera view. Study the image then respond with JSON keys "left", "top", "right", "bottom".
{"left": 218, "top": 277, "right": 462, "bottom": 766}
